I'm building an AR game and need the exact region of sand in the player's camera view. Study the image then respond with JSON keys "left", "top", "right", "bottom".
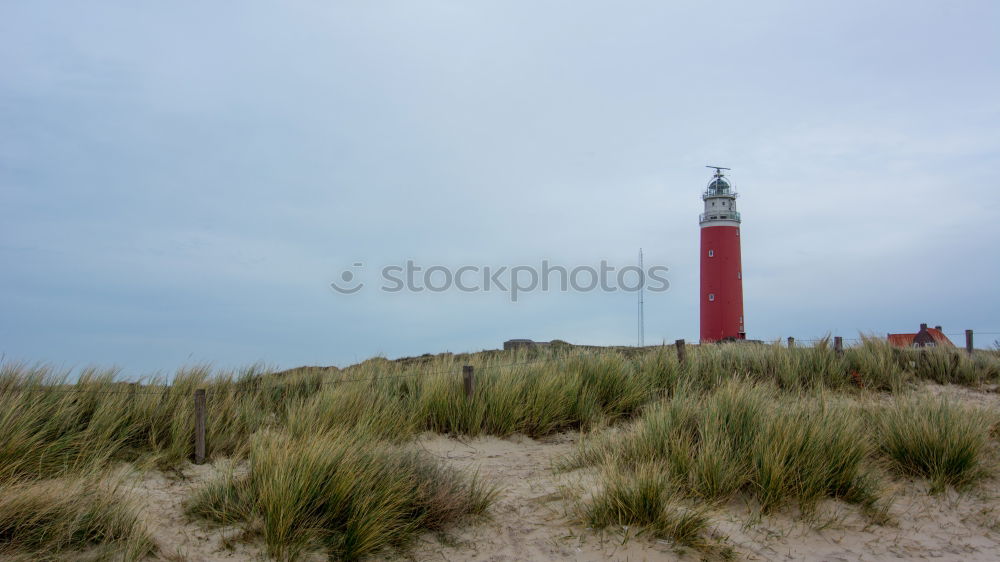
{"left": 119, "top": 382, "right": 1000, "bottom": 561}
{"left": 126, "top": 463, "right": 262, "bottom": 562}
{"left": 405, "top": 433, "right": 1000, "bottom": 561}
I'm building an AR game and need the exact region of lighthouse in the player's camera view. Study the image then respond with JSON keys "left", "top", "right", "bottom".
{"left": 700, "top": 166, "right": 745, "bottom": 342}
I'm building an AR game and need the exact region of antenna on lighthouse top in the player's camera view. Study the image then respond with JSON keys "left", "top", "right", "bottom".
{"left": 706, "top": 165, "right": 730, "bottom": 177}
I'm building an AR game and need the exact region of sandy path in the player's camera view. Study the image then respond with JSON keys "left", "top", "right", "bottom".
{"left": 127, "top": 462, "right": 270, "bottom": 562}
{"left": 405, "top": 432, "right": 698, "bottom": 561}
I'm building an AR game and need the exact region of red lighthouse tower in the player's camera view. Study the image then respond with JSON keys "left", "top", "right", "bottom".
{"left": 700, "top": 166, "right": 745, "bottom": 342}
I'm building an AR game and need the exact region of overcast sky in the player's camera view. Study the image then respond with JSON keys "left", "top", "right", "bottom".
{"left": 2, "top": 1, "right": 999, "bottom": 376}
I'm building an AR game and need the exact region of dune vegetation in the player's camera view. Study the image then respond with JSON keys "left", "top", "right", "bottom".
{"left": 567, "top": 381, "right": 993, "bottom": 550}
{"left": 1, "top": 338, "right": 999, "bottom": 559}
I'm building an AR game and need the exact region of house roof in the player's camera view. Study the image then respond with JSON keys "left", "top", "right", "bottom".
{"left": 887, "top": 327, "right": 955, "bottom": 347}
{"left": 887, "top": 333, "right": 916, "bottom": 347}
{"left": 923, "top": 327, "right": 955, "bottom": 347}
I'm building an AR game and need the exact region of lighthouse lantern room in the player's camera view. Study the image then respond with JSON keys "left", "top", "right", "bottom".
{"left": 700, "top": 166, "right": 746, "bottom": 342}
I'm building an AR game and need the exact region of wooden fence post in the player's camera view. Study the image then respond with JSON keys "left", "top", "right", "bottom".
{"left": 194, "top": 389, "right": 206, "bottom": 465}
{"left": 966, "top": 329, "right": 974, "bottom": 355}
{"left": 462, "top": 366, "right": 475, "bottom": 400}
{"left": 787, "top": 337, "right": 795, "bottom": 348}
{"left": 675, "top": 339, "right": 686, "bottom": 364}
{"left": 834, "top": 336, "right": 843, "bottom": 355}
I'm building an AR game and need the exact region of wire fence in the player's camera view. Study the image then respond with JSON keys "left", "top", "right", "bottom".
{"left": 2, "top": 328, "right": 996, "bottom": 398}
{"left": 0, "top": 347, "right": 610, "bottom": 397}
{"left": 3, "top": 332, "right": 996, "bottom": 465}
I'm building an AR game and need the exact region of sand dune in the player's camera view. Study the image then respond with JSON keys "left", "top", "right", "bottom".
{"left": 122, "top": 383, "right": 1000, "bottom": 561}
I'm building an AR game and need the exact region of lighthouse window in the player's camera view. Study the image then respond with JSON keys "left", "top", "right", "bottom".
{"left": 709, "top": 293, "right": 715, "bottom": 302}
{"left": 708, "top": 250, "right": 714, "bottom": 257}
{"left": 737, "top": 271, "right": 741, "bottom": 279}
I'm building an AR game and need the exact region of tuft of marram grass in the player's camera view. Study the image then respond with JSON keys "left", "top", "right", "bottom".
{"left": 186, "top": 428, "right": 497, "bottom": 561}
{"left": 415, "top": 353, "right": 653, "bottom": 437}
{"left": 570, "top": 382, "right": 882, "bottom": 515}
{"left": 749, "top": 397, "right": 876, "bottom": 512}
{"left": 876, "top": 394, "right": 991, "bottom": 492}
{"left": 0, "top": 475, "right": 155, "bottom": 560}
{"left": 0, "top": 362, "right": 289, "bottom": 480}
{"left": 287, "top": 376, "right": 418, "bottom": 441}
{"left": 585, "top": 463, "right": 711, "bottom": 548}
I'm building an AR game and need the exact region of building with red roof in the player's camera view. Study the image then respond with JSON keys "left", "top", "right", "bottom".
{"left": 887, "top": 323, "right": 955, "bottom": 348}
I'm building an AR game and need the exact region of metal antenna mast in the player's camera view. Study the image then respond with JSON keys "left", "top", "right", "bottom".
{"left": 638, "top": 248, "right": 645, "bottom": 347}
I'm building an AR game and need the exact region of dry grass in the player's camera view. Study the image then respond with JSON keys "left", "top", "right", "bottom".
{"left": 568, "top": 381, "right": 992, "bottom": 542}
{"left": 1, "top": 339, "right": 998, "bottom": 558}
{"left": 185, "top": 429, "right": 495, "bottom": 560}
{"left": 584, "top": 463, "right": 714, "bottom": 549}
{"left": 569, "top": 383, "right": 882, "bottom": 515}
{"left": 877, "top": 394, "right": 993, "bottom": 492}
{"left": 0, "top": 474, "right": 154, "bottom": 560}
